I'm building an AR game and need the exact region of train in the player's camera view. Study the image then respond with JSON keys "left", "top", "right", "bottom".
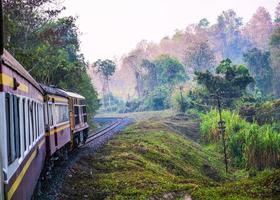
{"left": 0, "top": 50, "right": 90, "bottom": 200}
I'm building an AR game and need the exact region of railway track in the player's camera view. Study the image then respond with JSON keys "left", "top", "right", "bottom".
{"left": 37, "top": 117, "right": 132, "bottom": 200}
{"left": 84, "top": 118, "right": 124, "bottom": 146}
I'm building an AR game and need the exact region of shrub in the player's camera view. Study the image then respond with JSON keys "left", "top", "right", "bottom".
{"left": 200, "top": 109, "right": 280, "bottom": 170}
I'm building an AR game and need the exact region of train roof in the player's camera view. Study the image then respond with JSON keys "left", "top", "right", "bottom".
{"left": 40, "top": 84, "right": 69, "bottom": 98}
{"left": 2, "top": 50, "right": 43, "bottom": 93}
{"left": 63, "top": 91, "right": 85, "bottom": 100}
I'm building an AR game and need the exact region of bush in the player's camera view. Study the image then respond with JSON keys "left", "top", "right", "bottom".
{"left": 170, "top": 87, "right": 190, "bottom": 112}
{"left": 200, "top": 109, "right": 280, "bottom": 170}
{"left": 100, "top": 93, "right": 125, "bottom": 113}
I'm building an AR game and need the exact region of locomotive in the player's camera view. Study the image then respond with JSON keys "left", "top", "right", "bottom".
{"left": 0, "top": 50, "right": 90, "bottom": 200}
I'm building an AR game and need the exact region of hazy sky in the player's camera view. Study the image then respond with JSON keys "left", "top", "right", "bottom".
{"left": 62, "top": 0, "right": 278, "bottom": 62}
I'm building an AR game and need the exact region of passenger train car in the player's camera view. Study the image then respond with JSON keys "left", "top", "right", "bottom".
{"left": 41, "top": 85, "right": 71, "bottom": 158}
{"left": 66, "top": 91, "right": 89, "bottom": 147}
{"left": 0, "top": 51, "right": 90, "bottom": 200}
{"left": 0, "top": 50, "right": 46, "bottom": 200}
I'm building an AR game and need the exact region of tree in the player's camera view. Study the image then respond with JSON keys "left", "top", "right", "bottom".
{"left": 3, "top": 1, "right": 100, "bottom": 125}
{"left": 243, "top": 48, "right": 272, "bottom": 95}
{"left": 141, "top": 59, "right": 158, "bottom": 92}
{"left": 198, "top": 18, "right": 210, "bottom": 28}
{"left": 3, "top": 0, "right": 64, "bottom": 54}
{"left": 93, "top": 59, "right": 116, "bottom": 108}
{"left": 186, "top": 42, "right": 216, "bottom": 71}
{"left": 244, "top": 7, "right": 273, "bottom": 49}
{"left": 215, "top": 9, "right": 248, "bottom": 61}
{"left": 275, "top": 2, "right": 280, "bottom": 23}
{"left": 154, "top": 55, "right": 187, "bottom": 87}
{"left": 195, "top": 59, "right": 254, "bottom": 108}
{"left": 270, "top": 28, "right": 280, "bottom": 97}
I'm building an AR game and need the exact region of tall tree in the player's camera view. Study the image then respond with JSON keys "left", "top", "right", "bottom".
{"left": 186, "top": 42, "right": 216, "bottom": 71}
{"left": 93, "top": 59, "right": 116, "bottom": 108}
{"left": 3, "top": 1, "right": 100, "bottom": 124}
{"left": 244, "top": 7, "right": 273, "bottom": 50}
{"left": 195, "top": 59, "right": 254, "bottom": 108}
{"left": 270, "top": 27, "right": 280, "bottom": 97}
{"left": 141, "top": 59, "right": 158, "bottom": 92}
{"left": 154, "top": 55, "right": 187, "bottom": 87}
{"left": 275, "top": 2, "right": 280, "bottom": 23}
{"left": 243, "top": 48, "right": 272, "bottom": 95}
{"left": 198, "top": 18, "right": 210, "bottom": 28}
{"left": 215, "top": 9, "right": 245, "bottom": 61}
{"left": 3, "top": 0, "right": 64, "bottom": 54}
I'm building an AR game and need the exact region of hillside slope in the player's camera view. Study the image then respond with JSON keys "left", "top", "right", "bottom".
{"left": 59, "top": 117, "right": 280, "bottom": 200}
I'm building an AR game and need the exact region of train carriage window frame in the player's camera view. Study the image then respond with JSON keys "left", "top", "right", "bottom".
{"left": 74, "top": 105, "right": 80, "bottom": 126}
{"left": 48, "top": 102, "right": 54, "bottom": 127}
{"left": 22, "top": 98, "right": 27, "bottom": 154}
{"left": 34, "top": 102, "right": 37, "bottom": 141}
{"left": 36, "top": 103, "right": 39, "bottom": 139}
{"left": 30, "top": 101, "right": 34, "bottom": 145}
{"left": 4, "top": 93, "right": 24, "bottom": 180}
{"left": 28, "top": 100, "right": 32, "bottom": 149}
{"left": 53, "top": 103, "right": 69, "bottom": 125}
{"left": 15, "top": 96, "right": 21, "bottom": 159}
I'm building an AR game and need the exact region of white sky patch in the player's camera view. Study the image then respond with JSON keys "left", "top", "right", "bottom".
{"left": 62, "top": 0, "right": 278, "bottom": 62}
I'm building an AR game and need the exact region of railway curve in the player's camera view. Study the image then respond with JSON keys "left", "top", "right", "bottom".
{"left": 35, "top": 117, "right": 133, "bottom": 200}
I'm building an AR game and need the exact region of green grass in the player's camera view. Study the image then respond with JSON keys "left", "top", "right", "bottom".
{"left": 60, "top": 118, "right": 280, "bottom": 200}
{"left": 60, "top": 120, "right": 227, "bottom": 199}
{"left": 192, "top": 169, "right": 280, "bottom": 200}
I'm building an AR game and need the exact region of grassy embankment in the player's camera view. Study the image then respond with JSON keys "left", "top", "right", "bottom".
{"left": 60, "top": 112, "right": 280, "bottom": 200}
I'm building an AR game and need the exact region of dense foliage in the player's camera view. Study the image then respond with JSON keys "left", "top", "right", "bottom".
{"left": 3, "top": 0, "right": 100, "bottom": 124}
{"left": 194, "top": 59, "right": 254, "bottom": 109}
{"left": 118, "top": 56, "right": 187, "bottom": 112}
{"left": 243, "top": 48, "right": 273, "bottom": 96}
{"left": 201, "top": 109, "right": 280, "bottom": 170}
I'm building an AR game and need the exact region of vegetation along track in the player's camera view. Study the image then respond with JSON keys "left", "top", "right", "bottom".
{"left": 35, "top": 117, "right": 133, "bottom": 200}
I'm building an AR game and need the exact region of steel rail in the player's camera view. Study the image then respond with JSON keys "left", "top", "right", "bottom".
{"left": 84, "top": 118, "right": 123, "bottom": 146}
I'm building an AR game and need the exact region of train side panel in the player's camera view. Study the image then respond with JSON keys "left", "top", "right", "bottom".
{"left": 0, "top": 51, "right": 45, "bottom": 200}
{"left": 64, "top": 92, "right": 89, "bottom": 147}
{"left": 41, "top": 89, "right": 71, "bottom": 158}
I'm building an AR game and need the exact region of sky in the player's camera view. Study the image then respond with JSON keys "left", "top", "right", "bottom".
{"left": 62, "top": 0, "right": 278, "bottom": 63}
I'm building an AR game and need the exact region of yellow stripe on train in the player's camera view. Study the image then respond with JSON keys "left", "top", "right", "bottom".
{"left": 0, "top": 73, "right": 29, "bottom": 93}
{"left": 49, "top": 95, "right": 68, "bottom": 103}
{"left": 45, "top": 124, "right": 70, "bottom": 136}
{"left": 8, "top": 139, "right": 45, "bottom": 200}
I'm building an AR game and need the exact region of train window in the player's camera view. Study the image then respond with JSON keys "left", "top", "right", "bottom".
{"left": 82, "top": 106, "right": 86, "bottom": 114}
{"left": 43, "top": 103, "right": 48, "bottom": 126}
{"left": 54, "top": 104, "right": 69, "bottom": 124}
{"left": 74, "top": 106, "right": 79, "bottom": 125}
{"left": 15, "top": 97, "right": 21, "bottom": 158}
{"left": 5, "top": 94, "right": 14, "bottom": 165}
{"left": 23, "top": 99, "right": 27, "bottom": 152}
{"left": 34, "top": 103, "right": 37, "bottom": 139}
{"left": 36, "top": 104, "right": 39, "bottom": 138}
{"left": 34, "top": 103, "right": 36, "bottom": 140}
{"left": 30, "top": 102, "right": 34, "bottom": 143}
{"left": 5, "top": 94, "right": 22, "bottom": 165}
{"left": 81, "top": 100, "right": 86, "bottom": 105}
{"left": 27, "top": 101, "right": 30, "bottom": 147}
{"left": 39, "top": 105, "right": 44, "bottom": 136}
{"left": 48, "top": 104, "right": 54, "bottom": 126}
{"left": 83, "top": 115, "right": 87, "bottom": 123}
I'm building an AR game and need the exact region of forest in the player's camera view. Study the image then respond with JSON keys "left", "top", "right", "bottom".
{"left": 91, "top": 3, "right": 280, "bottom": 174}
{"left": 2, "top": 0, "right": 100, "bottom": 126}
